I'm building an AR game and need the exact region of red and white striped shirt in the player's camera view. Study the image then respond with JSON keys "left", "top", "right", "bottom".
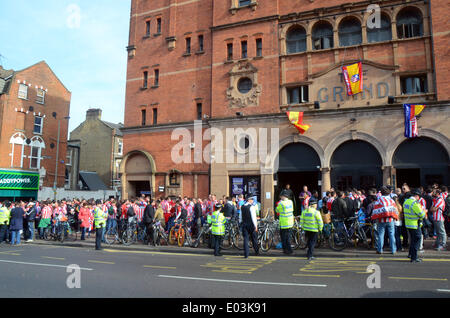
{"left": 442, "top": 192, "right": 448, "bottom": 201}
{"left": 133, "top": 204, "right": 143, "bottom": 222}
{"left": 41, "top": 206, "right": 53, "bottom": 219}
{"left": 371, "top": 196, "right": 398, "bottom": 223}
{"left": 327, "top": 197, "right": 335, "bottom": 212}
{"left": 432, "top": 197, "right": 446, "bottom": 222}
{"left": 418, "top": 198, "right": 427, "bottom": 211}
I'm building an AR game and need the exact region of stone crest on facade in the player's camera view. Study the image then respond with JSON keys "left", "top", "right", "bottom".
{"left": 226, "top": 61, "right": 262, "bottom": 109}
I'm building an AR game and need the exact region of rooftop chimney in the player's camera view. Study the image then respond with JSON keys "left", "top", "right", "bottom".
{"left": 86, "top": 108, "right": 102, "bottom": 120}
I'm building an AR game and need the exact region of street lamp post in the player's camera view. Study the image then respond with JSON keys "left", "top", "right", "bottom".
{"left": 53, "top": 116, "right": 70, "bottom": 200}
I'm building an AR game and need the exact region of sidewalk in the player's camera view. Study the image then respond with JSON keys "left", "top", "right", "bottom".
{"left": 27, "top": 236, "right": 450, "bottom": 259}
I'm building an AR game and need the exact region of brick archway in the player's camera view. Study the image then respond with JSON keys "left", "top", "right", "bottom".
{"left": 120, "top": 150, "right": 157, "bottom": 199}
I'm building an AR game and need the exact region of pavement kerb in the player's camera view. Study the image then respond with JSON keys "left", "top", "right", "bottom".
{"left": 25, "top": 239, "right": 450, "bottom": 259}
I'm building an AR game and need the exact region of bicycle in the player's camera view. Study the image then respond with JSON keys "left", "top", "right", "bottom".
{"left": 136, "top": 222, "right": 147, "bottom": 244}
{"left": 44, "top": 219, "right": 65, "bottom": 242}
{"left": 152, "top": 221, "right": 169, "bottom": 246}
{"left": 122, "top": 218, "right": 138, "bottom": 246}
{"left": 169, "top": 219, "right": 191, "bottom": 247}
{"left": 105, "top": 220, "right": 121, "bottom": 245}
{"left": 328, "top": 216, "right": 369, "bottom": 251}
{"left": 193, "top": 223, "right": 212, "bottom": 248}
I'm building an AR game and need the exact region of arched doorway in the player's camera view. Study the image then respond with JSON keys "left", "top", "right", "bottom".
{"left": 393, "top": 137, "right": 449, "bottom": 188}
{"left": 275, "top": 143, "right": 321, "bottom": 214}
{"left": 331, "top": 140, "right": 383, "bottom": 191}
{"left": 121, "top": 151, "right": 155, "bottom": 199}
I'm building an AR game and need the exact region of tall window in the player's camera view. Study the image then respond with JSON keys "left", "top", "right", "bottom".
{"left": 312, "top": 21, "right": 334, "bottom": 50}
{"left": 227, "top": 43, "right": 233, "bottom": 60}
{"left": 339, "top": 17, "right": 362, "bottom": 47}
{"left": 367, "top": 14, "right": 392, "bottom": 43}
{"left": 170, "top": 172, "right": 180, "bottom": 186}
{"left": 286, "top": 26, "right": 307, "bottom": 54}
{"left": 36, "top": 88, "right": 45, "bottom": 104}
{"left": 34, "top": 116, "right": 43, "bottom": 134}
{"left": 143, "top": 71, "right": 148, "bottom": 88}
{"left": 118, "top": 140, "right": 123, "bottom": 155}
{"left": 153, "top": 108, "right": 158, "bottom": 125}
{"left": 397, "top": 7, "right": 423, "bottom": 39}
{"left": 145, "top": 20, "right": 151, "bottom": 36}
{"left": 198, "top": 35, "right": 204, "bottom": 52}
{"left": 241, "top": 40, "right": 247, "bottom": 58}
{"left": 141, "top": 109, "right": 146, "bottom": 126}
{"left": 30, "top": 146, "right": 41, "bottom": 169}
{"left": 156, "top": 18, "right": 162, "bottom": 34}
{"left": 18, "top": 83, "right": 28, "bottom": 99}
{"left": 154, "top": 69, "right": 159, "bottom": 86}
{"left": 185, "top": 37, "right": 191, "bottom": 54}
{"left": 401, "top": 75, "right": 427, "bottom": 95}
{"left": 287, "top": 86, "right": 309, "bottom": 104}
{"left": 256, "top": 38, "right": 262, "bottom": 57}
{"left": 197, "top": 103, "right": 202, "bottom": 120}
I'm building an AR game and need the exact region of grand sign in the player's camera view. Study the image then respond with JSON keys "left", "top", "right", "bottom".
{"left": 310, "top": 61, "right": 397, "bottom": 109}
{"left": 0, "top": 170, "right": 40, "bottom": 190}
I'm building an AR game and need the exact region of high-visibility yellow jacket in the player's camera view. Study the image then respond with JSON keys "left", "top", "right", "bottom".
{"left": 300, "top": 207, "right": 324, "bottom": 233}
{"left": 403, "top": 197, "right": 426, "bottom": 230}
{"left": 276, "top": 199, "right": 294, "bottom": 229}
{"left": 211, "top": 211, "right": 225, "bottom": 235}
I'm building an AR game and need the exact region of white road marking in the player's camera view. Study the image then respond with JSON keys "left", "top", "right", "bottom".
{"left": 437, "top": 289, "right": 450, "bottom": 293}
{"left": 0, "top": 259, "right": 93, "bottom": 271}
{"left": 158, "top": 275, "right": 327, "bottom": 288}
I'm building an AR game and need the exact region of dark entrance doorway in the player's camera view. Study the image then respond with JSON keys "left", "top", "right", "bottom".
{"left": 331, "top": 140, "right": 383, "bottom": 191}
{"left": 393, "top": 137, "right": 449, "bottom": 188}
{"left": 229, "top": 176, "right": 261, "bottom": 203}
{"left": 275, "top": 143, "right": 321, "bottom": 214}
{"left": 129, "top": 181, "right": 151, "bottom": 197}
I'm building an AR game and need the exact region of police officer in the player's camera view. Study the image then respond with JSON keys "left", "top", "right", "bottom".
{"left": 403, "top": 189, "right": 426, "bottom": 263}
{"left": 0, "top": 201, "right": 11, "bottom": 244}
{"left": 241, "top": 196, "right": 259, "bottom": 258}
{"left": 300, "top": 197, "right": 323, "bottom": 260}
{"left": 94, "top": 200, "right": 107, "bottom": 251}
{"left": 276, "top": 191, "right": 294, "bottom": 255}
{"left": 211, "top": 203, "right": 225, "bottom": 256}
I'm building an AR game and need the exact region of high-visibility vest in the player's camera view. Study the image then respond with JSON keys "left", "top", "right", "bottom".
{"left": 300, "top": 207, "right": 324, "bottom": 233}
{"left": 403, "top": 197, "right": 425, "bottom": 229}
{"left": 276, "top": 199, "right": 294, "bottom": 229}
{"left": 211, "top": 211, "right": 225, "bottom": 235}
{"left": 0, "top": 207, "right": 9, "bottom": 225}
{"left": 94, "top": 207, "right": 107, "bottom": 229}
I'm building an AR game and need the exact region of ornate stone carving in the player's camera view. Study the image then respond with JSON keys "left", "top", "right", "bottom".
{"left": 226, "top": 60, "right": 262, "bottom": 109}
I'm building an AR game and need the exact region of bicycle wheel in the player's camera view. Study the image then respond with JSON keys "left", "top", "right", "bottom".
{"left": 260, "top": 229, "right": 273, "bottom": 252}
{"left": 328, "top": 227, "right": 348, "bottom": 251}
{"left": 358, "top": 226, "right": 370, "bottom": 249}
{"left": 105, "top": 226, "right": 118, "bottom": 245}
{"left": 122, "top": 228, "right": 134, "bottom": 246}
{"left": 221, "top": 228, "right": 233, "bottom": 250}
{"left": 315, "top": 231, "right": 323, "bottom": 248}
{"left": 290, "top": 228, "right": 300, "bottom": 250}
{"left": 177, "top": 227, "right": 185, "bottom": 247}
{"left": 297, "top": 229, "right": 307, "bottom": 249}
{"left": 43, "top": 227, "right": 51, "bottom": 241}
{"left": 233, "top": 230, "right": 244, "bottom": 250}
{"left": 58, "top": 224, "right": 65, "bottom": 243}
{"left": 67, "top": 226, "right": 77, "bottom": 242}
{"left": 169, "top": 227, "right": 177, "bottom": 245}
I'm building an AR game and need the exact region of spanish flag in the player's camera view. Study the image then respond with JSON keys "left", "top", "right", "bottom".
{"left": 404, "top": 104, "right": 426, "bottom": 138}
{"left": 287, "top": 111, "right": 310, "bottom": 135}
{"left": 342, "top": 62, "right": 363, "bottom": 96}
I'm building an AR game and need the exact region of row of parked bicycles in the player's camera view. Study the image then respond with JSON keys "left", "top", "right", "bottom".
{"left": 39, "top": 212, "right": 376, "bottom": 252}
{"left": 102, "top": 212, "right": 376, "bottom": 252}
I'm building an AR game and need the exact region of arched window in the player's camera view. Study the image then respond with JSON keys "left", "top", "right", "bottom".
{"left": 338, "top": 17, "right": 362, "bottom": 47}
{"left": 286, "top": 26, "right": 307, "bottom": 54}
{"left": 312, "top": 21, "right": 334, "bottom": 50}
{"left": 9, "top": 133, "right": 26, "bottom": 168}
{"left": 397, "top": 7, "right": 423, "bottom": 39}
{"left": 367, "top": 14, "right": 392, "bottom": 43}
{"left": 29, "top": 136, "right": 45, "bottom": 169}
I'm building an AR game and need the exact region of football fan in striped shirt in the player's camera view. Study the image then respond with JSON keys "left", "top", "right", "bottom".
{"left": 431, "top": 189, "right": 447, "bottom": 251}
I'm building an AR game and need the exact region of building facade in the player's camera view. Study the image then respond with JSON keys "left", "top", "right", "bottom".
{"left": 69, "top": 109, "right": 124, "bottom": 193}
{"left": 0, "top": 61, "right": 71, "bottom": 201}
{"left": 122, "top": 0, "right": 449, "bottom": 211}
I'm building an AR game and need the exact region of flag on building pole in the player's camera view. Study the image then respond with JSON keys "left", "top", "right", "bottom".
{"left": 287, "top": 111, "right": 310, "bottom": 134}
{"left": 342, "top": 62, "right": 363, "bottom": 96}
{"left": 404, "top": 104, "right": 425, "bottom": 138}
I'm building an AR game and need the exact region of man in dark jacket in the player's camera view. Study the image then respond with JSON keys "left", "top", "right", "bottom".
{"left": 331, "top": 191, "right": 347, "bottom": 220}
{"left": 343, "top": 190, "right": 357, "bottom": 219}
{"left": 143, "top": 200, "right": 155, "bottom": 245}
{"left": 25, "top": 202, "right": 37, "bottom": 242}
{"left": 10, "top": 202, "right": 25, "bottom": 245}
{"left": 193, "top": 198, "right": 202, "bottom": 236}
{"left": 222, "top": 197, "right": 235, "bottom": 218}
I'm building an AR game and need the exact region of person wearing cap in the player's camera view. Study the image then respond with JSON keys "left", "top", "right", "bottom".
{"left": 371, "top": 186, "right": 399, "bottom": 255}
{"left": 211, "top": 203, "right": 225, "bottom": 256}
{"left": 94, "top": 200, "right": 107, "bottom": 250}
{"left": 240, "top": 196, "right": 259, "bottom": 258}
{"left": 276, "top": 191, "right": 294, "bottom": 255}
{"left": 403, "top": 189, "right": 426, "bottom": 263}
{"left": 300, "top": 197, "right": 323, "bottom": 260}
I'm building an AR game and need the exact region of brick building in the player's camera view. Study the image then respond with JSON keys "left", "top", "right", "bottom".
{"left": 121, "top": 0, "right": 449, "bottom": 212}
{"left": 0, "top": 61, "right": 71, "bottom": 200}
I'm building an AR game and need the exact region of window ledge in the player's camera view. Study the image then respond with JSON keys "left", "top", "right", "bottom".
{"left": 195, "top": 50, "right": 205, "bottom": 55}
{"left": 224, "top": 59, "right": 234, "bottom": 64}
{"left": 230, "top": 2, "right": 258, "bottom": 15}
{"left": 35, "top": 101, "right": 45, "bottom": 105}
{"left": 140, "top": 87, "right": 148, "bottom": 91}
{"left": 151, "top": 85, "right": 159, "bottom": 89}
{"left": 253, "top": 56, "right": 263, "bottom": 60}
{"left": 154, "top": 33, "right": 162, "bottom": 37}
{"left": 143, "top": 35, "right": 151, "bottom": 40}
{"left": 182, "top": 52, "right": 191, "bottom": 57}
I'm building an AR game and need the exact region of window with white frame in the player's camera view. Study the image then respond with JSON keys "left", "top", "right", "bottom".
{"left": 287, "top": 86, "right": 309, "bottom": 104}
{"left": 29, "top": 146, "right": 41, "bottom": 169}
{"left": 66, "top": 149, "right": 72, "bottom": 166}
{"left": 18, "top": 84, "right": 28, "bottom": 99}
{"left": 34, "top": 116, "right": 43, "bottom": 134}
{"left": 36, "top": 88, "right": 45, "bottom": 104}
{"left": 118, "top": 140, "right": 123, "bottom": 155}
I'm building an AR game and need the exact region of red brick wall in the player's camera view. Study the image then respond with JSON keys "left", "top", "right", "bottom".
{"left": 0, "top": 61, "right": 71, "bottom": 188}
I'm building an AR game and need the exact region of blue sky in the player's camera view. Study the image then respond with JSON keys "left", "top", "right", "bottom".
{"left": 0, "top": 0, "right": 130, "bottom": 132}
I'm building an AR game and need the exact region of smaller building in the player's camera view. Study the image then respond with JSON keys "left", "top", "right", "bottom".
{"left": 69, "top": 109, "right": 124, "bottom": 193}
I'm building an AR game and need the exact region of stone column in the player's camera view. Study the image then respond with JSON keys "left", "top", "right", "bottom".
{"left": 321, "top": 167, "right": 331, "bottom": 194}
{"left": 382, "top": 166, "right": 393, "bottom": 187}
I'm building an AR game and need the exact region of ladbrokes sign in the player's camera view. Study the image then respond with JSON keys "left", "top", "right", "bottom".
{"left": 0, "top": 170, "right": 39, "bottom": 190}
